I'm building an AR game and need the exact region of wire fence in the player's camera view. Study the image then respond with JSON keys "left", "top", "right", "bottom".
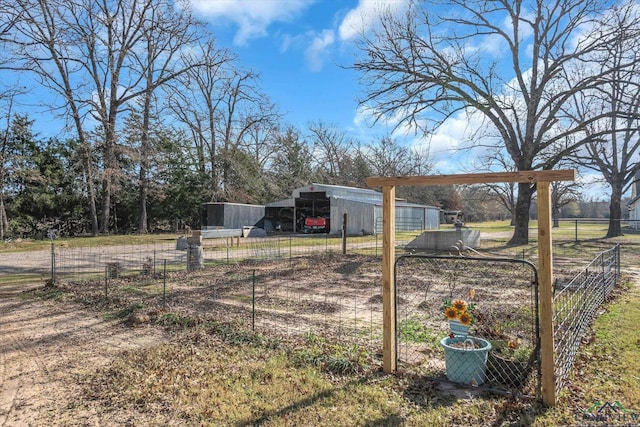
{"left": 552, "top": 244, "right": 620, "bottom": 395}
{"left": 51, "top": 233, "right": 425, "bottom": 283}
{"left": 40, "top": 231, "right": 621, "bottom": 399}
{"left": 56, "top": 252, "right": 386, "bottom": 367}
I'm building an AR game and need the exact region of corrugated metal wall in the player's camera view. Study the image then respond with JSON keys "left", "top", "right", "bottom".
{"left": 373, "top": 205, "right": 441, "bottom": 233}
{"left": 330, "top": 198, "right": 376, "bottom": 235}
{"left": 202, "top": 203, "right": 265, "bottom": 229}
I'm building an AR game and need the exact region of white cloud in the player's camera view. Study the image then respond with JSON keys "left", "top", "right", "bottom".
{"left": 189, "top": 0, "right": 314, "bottom": 46}
{"left": 305, "top": 29, "right": 335, "bottom": 71}
{"left": 338, "top": 0, "right": 409, "bottom": 41}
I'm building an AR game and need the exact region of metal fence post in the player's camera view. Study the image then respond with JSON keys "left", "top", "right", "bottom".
{"left": 342, "top": 212, "right": 347, "bottom": 255}
{"left": 252, "top": 269, "right": 256, "bottom": 331}
{"left": 50, "top": 241, "right": 56, "bottom": 285}
{"left": 375, "top": 233, "right": 378, "bottom": 257}
{"left": 163, "top": 259, "right": 167, "bottom": 306}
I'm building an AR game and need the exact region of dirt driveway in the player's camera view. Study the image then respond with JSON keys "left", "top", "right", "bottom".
{"left": 0, "top": 282, "right": 166, "bottom": 426}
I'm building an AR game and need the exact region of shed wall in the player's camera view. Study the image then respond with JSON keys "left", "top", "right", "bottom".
{"left": 330, "top": 198, "right": 376, "bottom": 235}
{"left": 202, "top": 203, "right": 265, "bottom": 229}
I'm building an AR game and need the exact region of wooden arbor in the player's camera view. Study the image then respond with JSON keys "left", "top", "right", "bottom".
{"left": 366, "top": 170, "right": 576, "bottom": 406}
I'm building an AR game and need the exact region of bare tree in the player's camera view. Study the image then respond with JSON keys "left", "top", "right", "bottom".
{"left": 472, "top": 151, "right": 518, "bottom": 225}
{"left": 131, "top": 0, "right": 203, "bottom": 234}
{"left": 167, "top": 39, "right": 231, "bottom": 198}
{"left": 307, "top": 121, "right": 356, "bottom": 185}
{"left": 0, "top": 3, "right": 22, "bottom": 43}
{"left": 168, "top": 43, "right": 280, "bottom": 202}
{"left": 551, "top": 180, "right": 581, "bottom": 227}
{"left": 565, "top": 2, "right": 640, "bottom": 237}
{"left": 365, "top": 135, "right": 426, "bottom": 177}
{"left": 7, "top": 0, "right": 100, "bottom": 234}
{"left": 9, "top": 0, "right": 204, "bottom": 234}
{"left": 352, "top": 0, "right": 626, "bottom": 245}
{"left": 0, "top": 95, "right": 15, "bottom": 240}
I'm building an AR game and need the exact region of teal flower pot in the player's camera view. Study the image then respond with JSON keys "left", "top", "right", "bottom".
{"left": 440, "top": 336, "right": 492, "bottom": 385}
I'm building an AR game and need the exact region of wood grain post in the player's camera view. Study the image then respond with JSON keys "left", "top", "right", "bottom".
{"left": 382, "top": 185, "right": 397, "bottom": 373}
{"left": 537, "top": 181, "right": 556, "bottom": 405}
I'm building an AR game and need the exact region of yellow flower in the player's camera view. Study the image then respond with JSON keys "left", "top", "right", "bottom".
{"left": 458, "top": 312, "right": 473, "bottom": 326}
{"left": 452, "top": 299, "right": 467, "bottom": 312}
{"left": 444, "top": 307, "right": 458, "bottom": 320}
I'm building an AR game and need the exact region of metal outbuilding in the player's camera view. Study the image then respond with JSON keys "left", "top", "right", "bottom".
{"left": 265, "top": 184, "right": 440, "bottom": 235}
{"left": 201, "top": 202, "right": 264, "bottom": 231}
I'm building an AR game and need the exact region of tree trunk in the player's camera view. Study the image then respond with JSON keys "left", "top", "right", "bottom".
{"left": 138, "top": 184, "right": 148, "bottom": 233}
{"left": 552, "top": 204, "right": 560, "bottom": 228}
{"left": 606, "top": 185, "right": 623, "bottom": 238}
{"left": 100, "top": 176, "right": 111, "bottom": 234}
{"left": 508, "top": 183, "right": 535, "bottom": 246}
{"left": 81, "top": 143, "right": 99, "bottom": 236}
{"left": 0, "top": 195, "right": 6, "bottom": 240}
{"left": 100, "top": 119, "right": 118, "bottom": 234}
{"left": 138, "top": 92, "right": 151, "bottom": 234}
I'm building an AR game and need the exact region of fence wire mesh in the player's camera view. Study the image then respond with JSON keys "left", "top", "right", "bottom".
{"left": 45, "top": 233, "right": 620, "bottom": 400}
{"left": 394, "top": 255, "right": 540, "bottom": 396}
{"left": 54, "top": 248, "right": 386, "bottom": 370}
{"left": 552, "top": 244, "right": 620, "bottom": 395}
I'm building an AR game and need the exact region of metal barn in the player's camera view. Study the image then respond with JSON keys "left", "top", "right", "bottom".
{"left": 265, "top": 184, "right": 440, "bottom": 235}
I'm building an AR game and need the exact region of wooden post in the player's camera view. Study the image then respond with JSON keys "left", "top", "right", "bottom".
{"left": 537, "top": 181, "right": 556, "bottom": 405}
{"left": 382, "top": 185, "right": 396, "bottom": 373}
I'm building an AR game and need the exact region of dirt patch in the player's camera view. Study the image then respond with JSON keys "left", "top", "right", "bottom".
{"left": 0, "top": 283, "right": 166, "bottom": 426}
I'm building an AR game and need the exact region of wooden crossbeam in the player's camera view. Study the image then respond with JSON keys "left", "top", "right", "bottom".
{"left": 367, "top": 170, "right": 575, "bottom": 187}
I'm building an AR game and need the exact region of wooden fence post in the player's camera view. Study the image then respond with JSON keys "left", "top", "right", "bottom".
{"left": 537, "top": 181, "right": 556, "bottom": 405}
{"left": 368, "top": 170, "right": 574, "bottom": 395}
{"left": 382, "top": 185, "right": 397, "bottom": 373}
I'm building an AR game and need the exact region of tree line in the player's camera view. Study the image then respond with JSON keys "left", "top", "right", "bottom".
{"left": 1, "top": 0, "right": 639, "bottom": 242}
{"left": 0, "top": 111, "right": 457, "bottom": 238}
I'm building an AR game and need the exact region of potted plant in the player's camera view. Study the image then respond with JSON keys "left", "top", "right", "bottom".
{"left": 443, "top": 298, "right": 475, "bottom": 336}
{"left": 440, "top": 297, "right": 492, "bottom": 385}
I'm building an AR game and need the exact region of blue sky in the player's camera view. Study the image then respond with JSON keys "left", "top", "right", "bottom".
{"left": 190, "top": 0, "right": 390, "bottom": 144}
{"left": 189, "top": 0, "right": 483, "bottom": 176}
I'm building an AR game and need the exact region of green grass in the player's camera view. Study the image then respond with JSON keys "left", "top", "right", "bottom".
{"left": 533, "top": 283, "right": 640, "bottom": 426}
{"left": 398, "top": 318, "right": 439, "bottom": 345}
{"left": 0, "top": 233, "right": 180, "bottom": 253}
{"left": 20, "top": 284, "right": 70, "bottom": 301}
{"left": 0, "top": 274, "right": 49, "bottom": 286}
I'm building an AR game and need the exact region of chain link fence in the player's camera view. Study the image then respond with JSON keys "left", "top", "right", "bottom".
{"left": 394, "top": 255, "right": 540, "bottom": 397}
